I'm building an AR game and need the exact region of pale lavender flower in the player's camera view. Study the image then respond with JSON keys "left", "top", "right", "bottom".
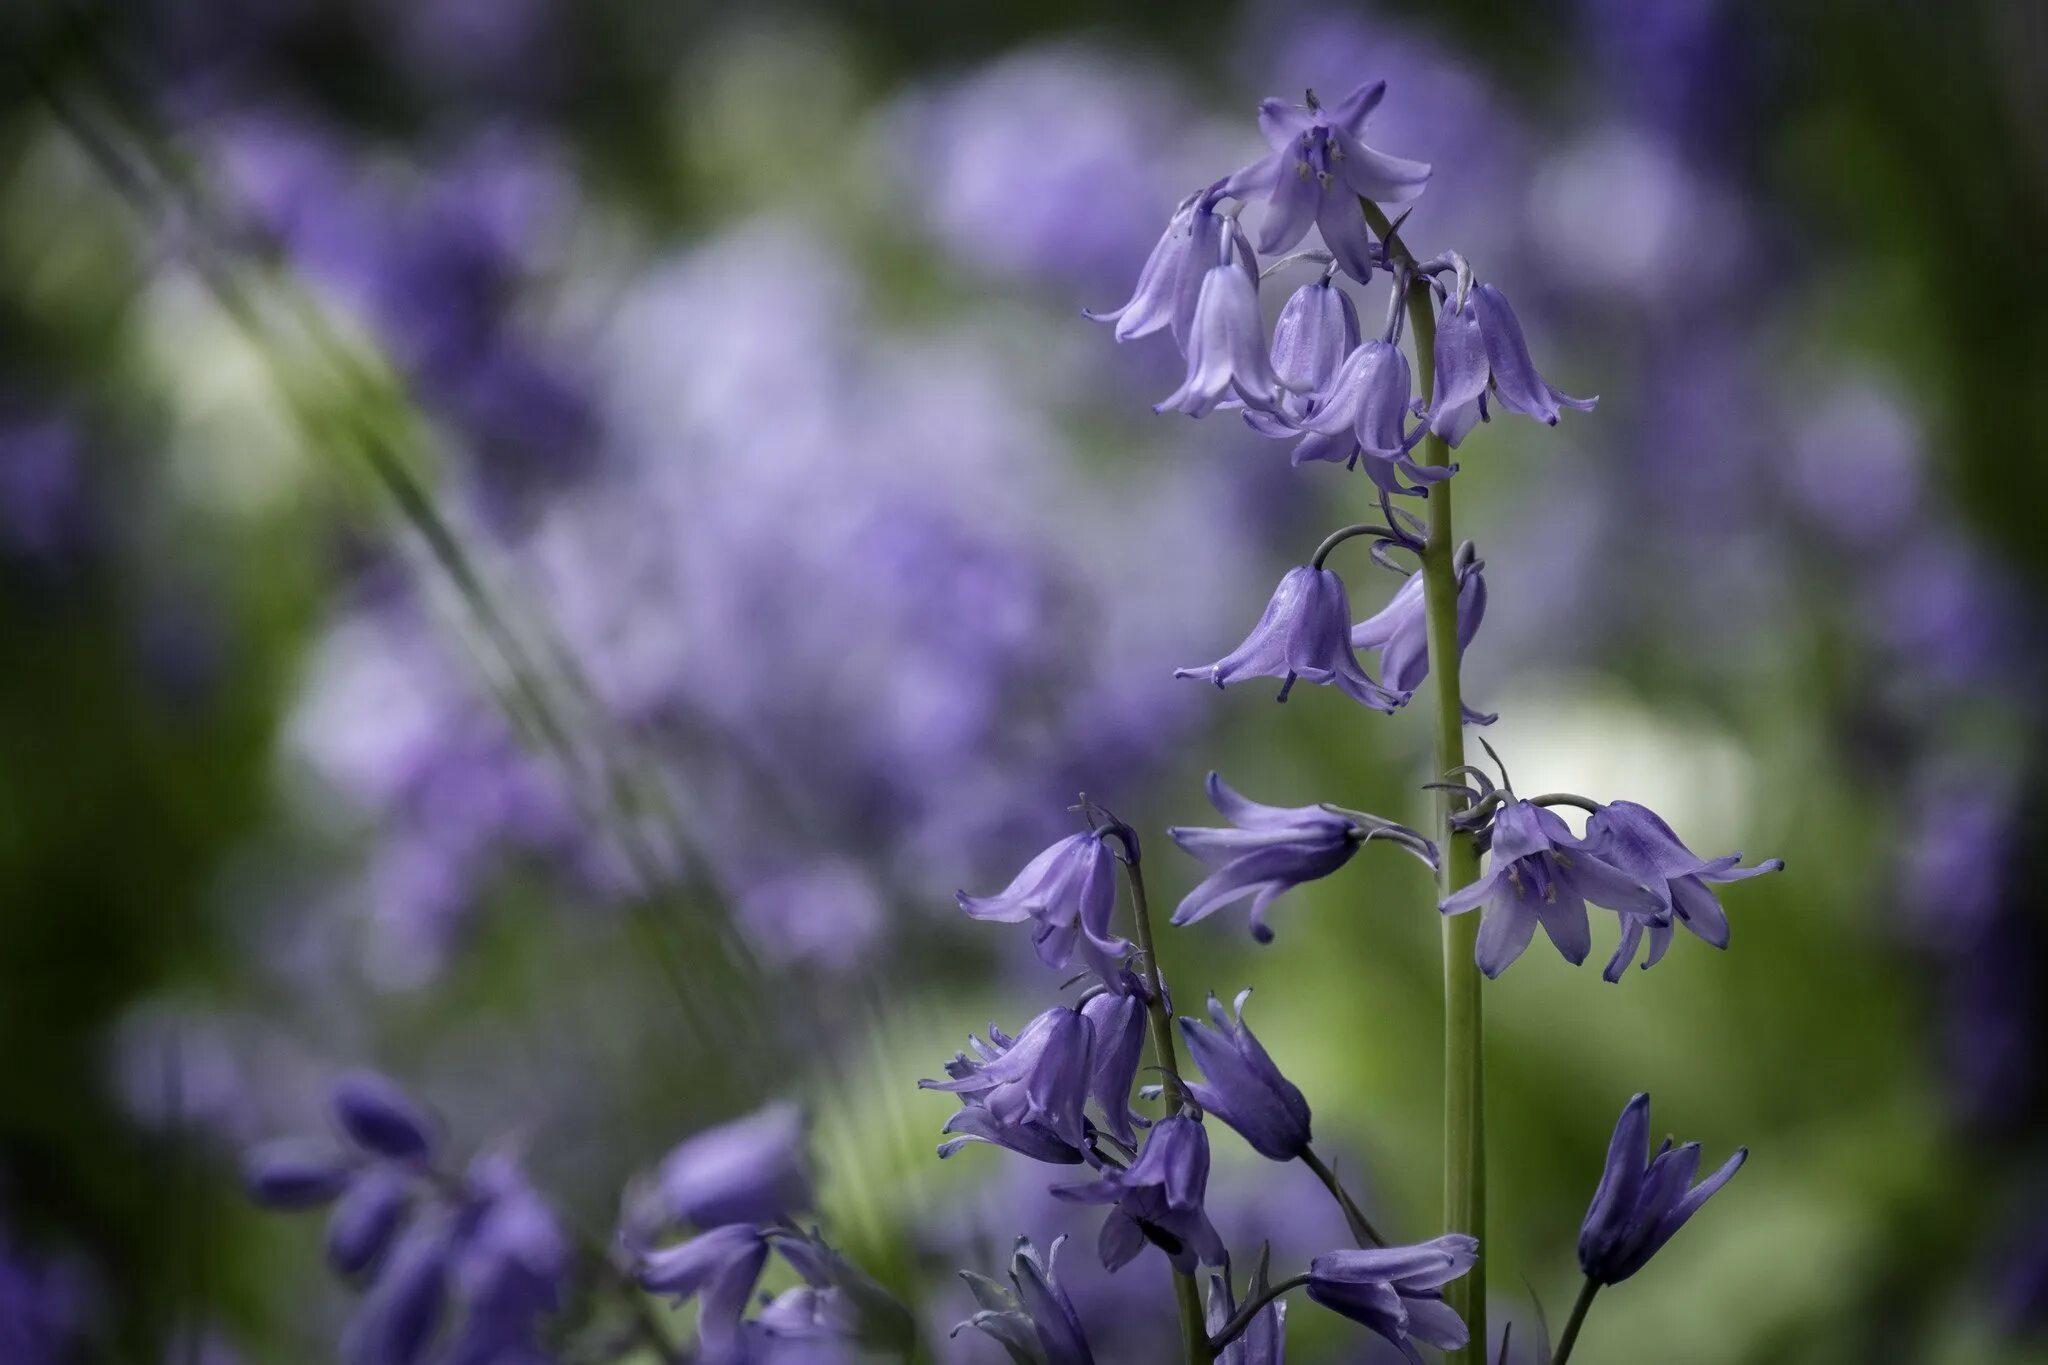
{"left": 1171, "top": 772, "right": 1430, "bottom": 942}
{"left": 1090, "top": 199, "right": 1230, "bottom": 348}
{"left": 956, "top": 1235, "right": 1097, "bottom": 1365}
{"left": 1441, "top": 801, "right": 1664, "bottom": 977}
{"left": 658, "top": 1102, "right": 812, "bottom": 1229}
{"left": 1305, "top": 1234, "right": 1477, "bottom": 1359}
{"left": 341, "top": 1218, "right": 450, "bottom": 1365}
{"left": 1054, "top": 1115, "right": 1225, "bottom": 1274}
{"left": 1216, "top": 81, "right": 1430, "bottom": 281}
{"left": 1179, "top": 990, "right": 1311, "bottom": 1161}
{"left": 1429, "top": 285, "right": 1596, "bottom": 444}
{"left": 1156, "top": 262, "right": 1292, "bottom": 417}
{"left": 1349, "top": 546, "right": 1489, "bottom": 721}
{"left": 1585, "top": 801, "right": 1782, "bottom": 981}
{"left": 242, "top": 1140, "right": 352, "bottom": 1209}
{"left": 924, "top": 1007, "right": 1096, "bottom": 1164}
{"left": 1577, "top": 1093, "right": 1745, "bottom": 1285}
{"left": 957, "top": 833, "right": 1131, "bottom": 985}
{"left": 327, "top": 1167, "right": 413, "bottom": 1274}
{"left": 1176, "top": 567, "right": 1404, "bottom": 711}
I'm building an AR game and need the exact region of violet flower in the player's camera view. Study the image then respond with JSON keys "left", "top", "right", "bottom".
{"left": 924, "top": 1007, "right": 1096, "bottom": 1164}
{"left": 332, "top": 1071, "right": 437, "bottom": 1163}
{"left": 242, "top": 1140, "right": 353, "bottom": 1209}
{"left": 1216, "top": 81, "right": 1431, "bottom": 281}
{"left": 956, "top": 1235, "right": 1097, "bottom": 1365}
{"left": 1429, "top": 284, "right": 1596, "bottom": 445}
{"left": 1178, "top": 991, "right": 1312, "bottom": 1161}
{"left": 657, "top": 1101, "right": 812, "bottom": 1229}
{"left": 1171, "top": 772, "right": 1432, "bottom": 943}
{"left": 1305, "top": 1235, "right": 1477, "bottom": 1360}
{"left": 1349, "top": 545, "right": 1490, "bottom": 722}
{"left": 326, "top": 1167, "right": 413, "bottom": 1274}
{"left": 1082, "top": 977, "right": 1150, "bottom": 1147}
{"left": 1207, "top": 1274, "right": 1287, "bottom": 1365}
{"left": 1087, "top": 197, "right": 1229, "bottom": 351}
{"left": 341, "top": 1218, "right": 449, "bottom": 1365}
{"left": 1441, "top": 801, "right": 1665, "bottom": 977}
{"left": 1054, "top": 1115, "right": 1226, "bottom": 1274}
{"left": 957, "top": 832, "right": 1132, "bottom": 985}
{"left": 1176, "top": 567, "right": 1405, "bottom": 712}
{"left": 1584, "top": 801, "right": 1784, "bottom": 982}
{"left": 636, "top": 1223, "right": 771, "bottom": 1360}
{"left": 1156, "top": 262, "right": 1292, "bottom": 417}
{"left": 1577, "top": 1093, "right": 1746, "bottom": 1285}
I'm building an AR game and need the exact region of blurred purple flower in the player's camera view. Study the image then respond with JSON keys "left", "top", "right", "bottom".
{"left": 657, "top": 1102, "right": 812, "bottom": 1229}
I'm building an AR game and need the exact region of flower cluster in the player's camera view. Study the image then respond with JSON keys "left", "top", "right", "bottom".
{"left": 241, "top": 1072, "right": 568, "bottom": 1365}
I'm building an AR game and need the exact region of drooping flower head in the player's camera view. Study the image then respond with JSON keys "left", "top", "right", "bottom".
{"left": 1428, "top": 282, "right": 1596, "bottom": 445}
{"left": 1176, "top": 567, "right": 1404, "bottom": 711}
{"left": 1216, "top": 81, "right": 1431, "bottom": 281}
{"left": 1584, "top": 801, "right": 1783, "bottom": 981}
{"left": 1577, "top": 1093, "right": 1745, "bottom": 1285}
{"left": 636, "top": 1223, "right": 771, "bottom": 1362}
{"left": 1440, "top": 800, "right": 1665, "bottom": 977}
{"left": 957, "top": 832, "right": 1132, "bottom": 986}
{"left": 1086, "top": 197, "right": 1229, "bottom": 349}
{"left": 955, "top": 1235, "right": 1098, "bottom": 1365}
{"left": 1178, "top": 990, "right": 1312, "bottom": 1161}
{"left": 1171, "top": 772, "right": 1434, "bottom": 943}
{"left": 1082, "top": 974, "right": 1151, "bottom": 1147}
{"left": 1054, "top": 1114, "right": 1226, "bottom": 1274}
{"left": 1350, "top": 543, "right": 1490, "bottom": 721}
{"left": 1156, "top": 252, "right": 1293, "bottom": 417}
{"left": 923, "top": 1007, "right": 1096, "bottom": 1164}
{"left": 1305, "top": 1234, "right": 1477, "bottom": 1360}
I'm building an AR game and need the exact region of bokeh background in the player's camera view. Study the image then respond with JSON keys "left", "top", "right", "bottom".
{"left": 3, "top": 0, "right": 2046, "bottom": 1360}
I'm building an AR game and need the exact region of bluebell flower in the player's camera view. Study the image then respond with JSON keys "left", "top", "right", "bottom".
{"left": 1176, "top": 567, "right": 1404, "bottom": 711}
{"left": 1584, "top": 801, "right": 1783, "bottom": 981}
{"left": 1179, "top": 991, "right": 1312, "bottom": 1161}
{"left": 326, "top": 1166, "right": 413, "bottom": 1274}
{"left": 957, "top": 833, "right": 1131, "bottom": 985}
{"left": 1087, "top": 198, "right": 1230, "bottom": 351}
{"left": 441, "top": 1158, "right": 569, "bottom": 1364}
{"left": 1054, "top": 1115, "right": 1226, "bottom": 1274}
{"left": 1428, "top": 284, "right": 1596, "bottom": 445}
{"left": 332, "top": 1071, "right": 437, "bottom": 1163}
{"left": 636, "top": 1223, "right": 771, "bottom": 1362}
{"left": 1216, "top": 82, "right": 1430, "bottom": 281}
{"left": 1577, "top": 1094, "right": 1745, "bottom": 1285}
{"left": 924, "top": 1007, "right": 1096, "bottom": 1164}
{"left": 1207, "top": 1273, "right": 1288, "bottom": 1365}
{"left": 1306, "top": 1235, "right": 1477, "bottom": 1362}
{"left": 1082, "top": 977, "right": 1150, "bottom": 1147}
{"left": 1349, "top": 546, "right": 1491, "bottom": 723}
{"left": 1442, "top": 801, "right": 1666, "bottom": 977}
{"left": 657, "top": 1101, "right": 811, "bottom": 1228}
{"left": 1157, "top": 261, "right": 1293, "bottom": 417}
{"left": 956, "top": 1235, "right": 1097, "bottom": 1365}
{"left": 242, "top": 1139, "right": 353, "bottom": 1209}
{"left": 341, "top": 1217, "right": 451, "bottom": 1365}
{"left": 1171, "top": 772, "right": 1432, "bottom": 942}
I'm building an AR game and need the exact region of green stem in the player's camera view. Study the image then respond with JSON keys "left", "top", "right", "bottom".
{"left": 1115, "top": 854, "right": 1212, "bottom": 1365}
{"left": 1551, "top": 1279, "right": 1601, "bottom": 1365}
{"left": 1206, "top": 1273, "right": 1313, "bottom": 1355}
{"left": 1363, "top": 197, "right": 1487, "bottom": 1362}
{"left": 1299, "top": 1145, "right": 1386, "bottom": 1247}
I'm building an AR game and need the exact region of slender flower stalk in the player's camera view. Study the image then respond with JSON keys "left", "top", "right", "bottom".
{"left": 1551, "top": 1278, "right": 1600, "bottom": 1365}
{"left": 1363, "top": 195, "right": 1488, "bottom": 1362}
{"left": 1104, "top": 828, "right": 1213, "bottom": 1365}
